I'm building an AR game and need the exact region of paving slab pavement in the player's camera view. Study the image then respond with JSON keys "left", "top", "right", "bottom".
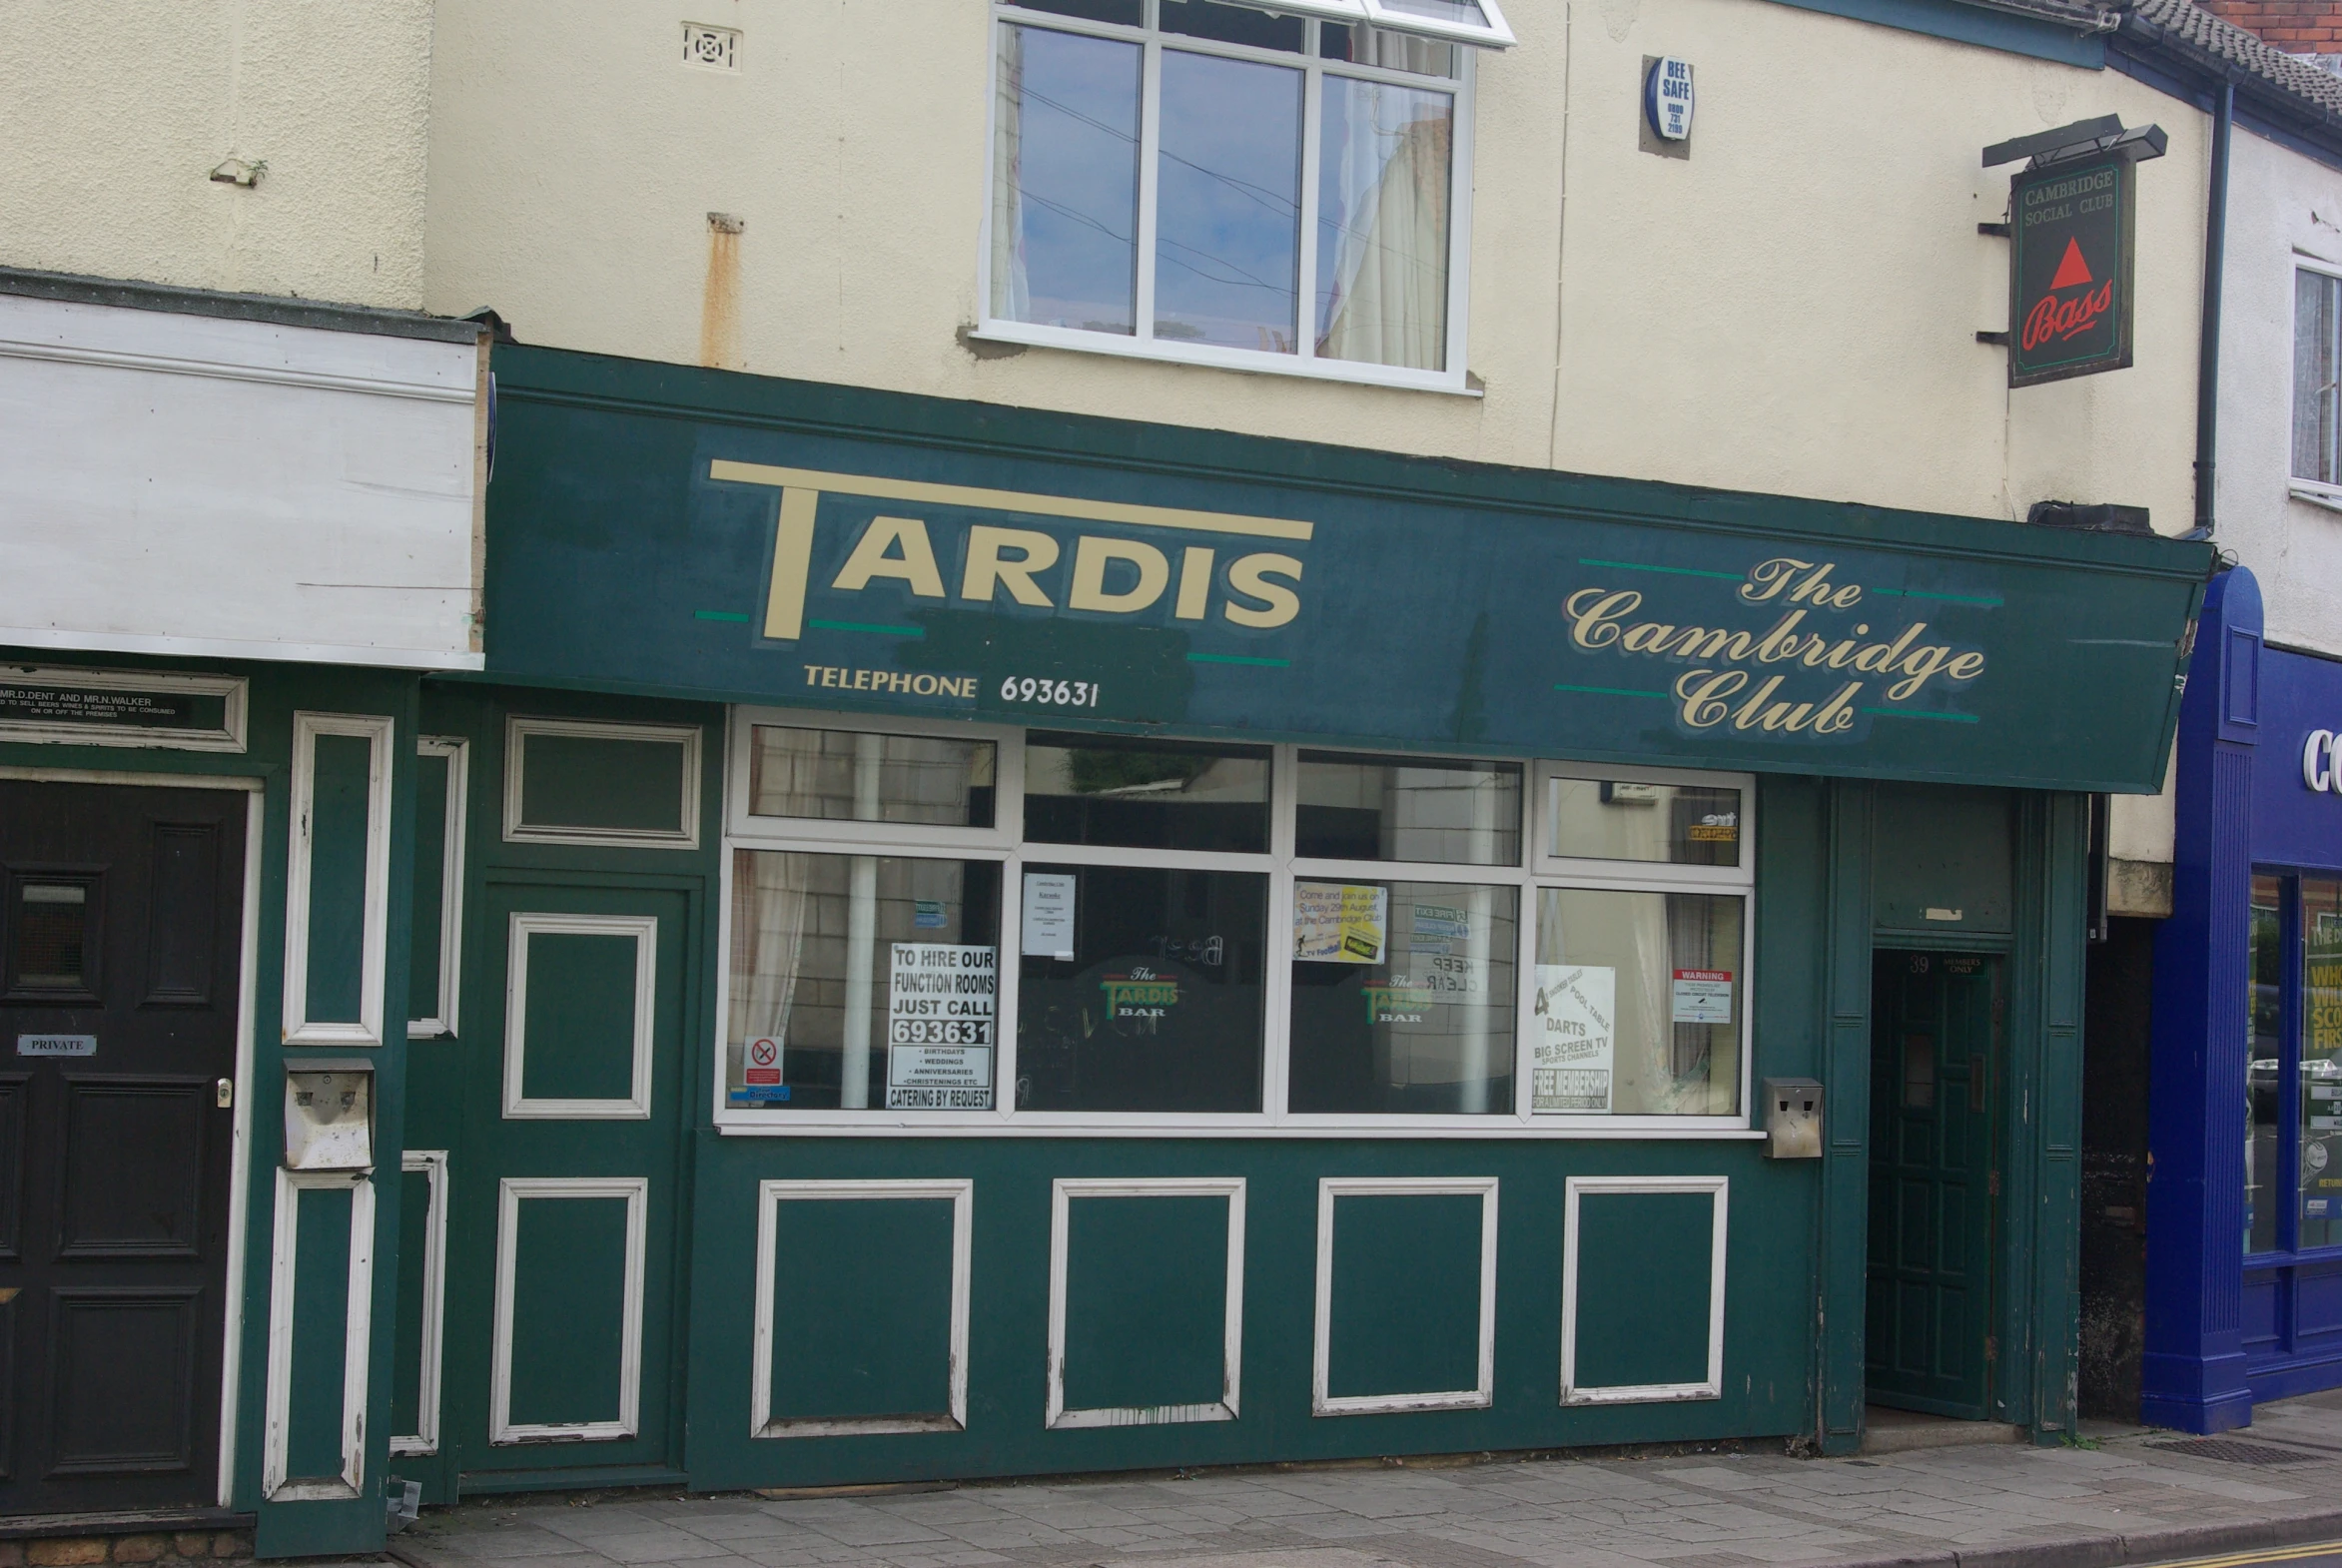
{"left": 386, "top": 1391, "right": 2342, "bottom": 1568}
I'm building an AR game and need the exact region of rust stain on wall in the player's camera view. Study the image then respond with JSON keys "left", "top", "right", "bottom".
{"left": 702, "top": 212, "right": 743, "bottom": 369}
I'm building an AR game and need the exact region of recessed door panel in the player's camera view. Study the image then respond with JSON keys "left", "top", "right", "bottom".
{"left": 58, "top": 1082, "right": 207, "bottom": 1258}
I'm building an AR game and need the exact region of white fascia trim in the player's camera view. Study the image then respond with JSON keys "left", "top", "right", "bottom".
{"left": 491, "top": 1177, "right": 649, "bottom": 1444}
{"left": 390, "top": 1151, "right": 450, "bottom": 1456}
{"left": 263, "top": 1170, "right": 377, "bottom": 1498}
{"left": 0, "top": 625, "right": 484, "bottom": 672}
{"left": 1559, "top": 1175, "right": 1729, "bottom": 1405}
{"left": 1047, "top": 1177, "right": 1245, "bottom": 1429}
{"left": 1311, "top": 1176, "right": 1498, "bottom": 1416}
{"left": 0, "top": 335, "right": 474, "bottom": 403}
{"left": 283, "top": 711, "right": 395, "bottom": 1047}
{"left": 751, "top": 1178, "right": 974, "bottom": 1438}
{"left": 502, "top": 913, "right": 659, "bottom": 1120}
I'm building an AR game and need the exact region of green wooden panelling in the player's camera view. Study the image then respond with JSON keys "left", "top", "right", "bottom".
{"left": 407, "top": 748, "right": 449, "bottom": 1024}
{"left": 286, "top": 1184, "right": 354, "bottom": 1481}
{"left": 769, "top": 1196, "right": 955, "bottom": 1421}
{"left": 305, "top": 732, "right": 374, "bottom": 1024}
{"left": 1325, "top": 1193, "right": 1482, "bottom": 1399}
{"left": 507, "top": 1193, "right": 631, "bottom": 1428}
{"left": 1820, "top": 779, "right": 1877, "bottom": 1452}
{"left": 1063, "top": 1195, "right": 1226, "bottom": 1412}
{"left": 1872, "top": 785, "right": 2013, "bottom": 934}
{"left": 390, "top": 1164, "right": 434, "bottom": 1443}
{"left": 518, "top": 732, "right": 686, "bottom": 835}
{"left": 519, "top": 931, "right": 643, "bottom": 1103}
{"left": 1573, "top": 1191, "right": 1714, "bottom": 1390}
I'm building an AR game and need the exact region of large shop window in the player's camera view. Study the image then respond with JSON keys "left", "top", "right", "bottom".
{"left": 720, "top": 713, "right": 1752, "bottom": 1134}
{"left": 2248, "top": 873, "right": 2342, "bottom": 1256}
{"left": 980, "top": 0, "right": 1507, "bottom": 392}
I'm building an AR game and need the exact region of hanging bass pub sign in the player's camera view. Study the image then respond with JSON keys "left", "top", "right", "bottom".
{"left": 1984, "top": 117, "right": 2165, "bottom": 389}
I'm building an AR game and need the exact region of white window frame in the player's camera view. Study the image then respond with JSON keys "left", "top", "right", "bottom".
{"left": 974, "top": 1, "right": 1483, "bottom": 394}
{"left": 714, "top": 704, "right": 1759, "bottom": 1138}
{"left": 2293, "top": 255, "right": 2342, "bottom": 505}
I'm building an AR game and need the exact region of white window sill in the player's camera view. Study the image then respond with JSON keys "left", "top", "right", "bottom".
{"left": 968, "top": 320, "right": 1480, "bottom": 397}
{"left": 714, "top": 1114, "right": 1765, "bottom": 1140}
{"left": 2292, "top": 481, "right": 2342, "bottom": 515}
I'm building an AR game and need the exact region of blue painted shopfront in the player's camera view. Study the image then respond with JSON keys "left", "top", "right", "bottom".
{"left": 2145, "top": 567, "right": 2342, "bottom": 1430}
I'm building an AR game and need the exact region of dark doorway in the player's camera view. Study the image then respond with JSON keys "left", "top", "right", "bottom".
{"left": 0, "top": 781, "right": 245, "bottom": 1512}
{"left": 1867, "top": 949, "right": 2003, "bottom": 1419}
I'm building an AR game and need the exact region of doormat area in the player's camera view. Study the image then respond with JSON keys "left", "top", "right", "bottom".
{"left": 2144, "top": 1437, "right": 2320, "bottom": 1464}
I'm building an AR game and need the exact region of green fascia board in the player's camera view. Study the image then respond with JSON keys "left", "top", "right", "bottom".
{"left": 1755, "top": 0, "right": 2109, "bottom": 69}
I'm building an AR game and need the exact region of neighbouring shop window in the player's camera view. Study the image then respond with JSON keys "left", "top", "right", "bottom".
{"left": 2296, "top": 267, "right": 2342, "bottom": 487}
{"left": 747, "top": 725, "right": 995, "bottom": 828}
{"left": 1287, "top": 879, "right": 1517, "bottom": 1113}
{"left": 2250, "top": 874, "right": 2284, "bottom": 1254}
{"left": 1531, "top": 888, "right": 1744, "bottom": 1116}
{"left": 986, "top": 0, "right": 1498, "bottom": 387}
{"left": 725, "top": 851, "right": 1002, "bottom": 1110}
{"left": 2302, "top": 879, "right": 2342, "bottom": 1247}
{"left": 1017, "top": 863, "right": 1267, "bottom": 1111}
{"left": 720, "top": 713, "right": 1752, "bottom": 1130}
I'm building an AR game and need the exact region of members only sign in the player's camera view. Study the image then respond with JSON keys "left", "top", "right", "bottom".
{"left": 2008, "top": 154, "right": 2134, "bottom": 387}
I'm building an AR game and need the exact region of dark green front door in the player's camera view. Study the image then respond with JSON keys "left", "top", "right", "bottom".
{"left": 1866, "top": 951, "right": 2001, "bottom": 1419}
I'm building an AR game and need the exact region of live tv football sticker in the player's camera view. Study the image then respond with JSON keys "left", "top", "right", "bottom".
{"left": 2007, "top": 153, "right": 2134, "bottom": 387}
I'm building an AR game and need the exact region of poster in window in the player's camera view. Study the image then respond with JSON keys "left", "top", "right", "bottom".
{"left": 1532, "top": 964, "right": 1614, "bottom": 1113}
{"left": 1671, "top": 968, "right": 1734, "bottom": 1024}
{"left": 885, "top": 942, "right": 996, "bottom": 1109}
{"left": 1293, "top": 881, "right": 1387, "bottom": 964}
{"left": 1021, "top": 871, "right": 1077, "bottom": 961}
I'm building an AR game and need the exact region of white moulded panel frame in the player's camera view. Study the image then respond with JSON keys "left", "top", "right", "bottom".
{"left": 503, "top": 912, "right": 659, "bottom": 1121}
{"left": 0, "top": 665, "right": 248, "bottom": 751}
{"left": 1047, "top": 1176, "right": 1246, "bottom": 1429}
{"left": 750, "top": 1177, "right": 974, "bottom": 1438}
{"left": 409, "top": 736, "right": 469, "bottom": 1039}
{"left": 974, "top": 2, "right": 1482, "bottom": 394}
{"left": 1559, "top": 1174, "right": 1729, "bottom": 1405}
{"left": 502, "top": 715, "right": 703, "bottom": 850}
{"left": 712, "top": 706, "right": 1764, "bottom": 1140}
{"left": 390, "top": 1151, "right": 450, "bottom": 1456}
{"left": 490, "top": 1176, "right": 649, "bottom": 1444}
{"left": 263, "top": 1170, "right": 377, "bottom": 1500}
{"left": 1311, "top": 1176, "right": 1498, "bottom": 1415}
{"left": 282, "top": 711, "right": 395, "bottom": 1047}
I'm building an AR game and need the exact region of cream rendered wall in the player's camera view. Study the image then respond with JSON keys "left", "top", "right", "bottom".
{"left": 2214, "top": 127, "right": 2342, "bottom": 657}
{"left": 423, "top": 0, "right": 2205, "bottom": 528}
{"left": 0, "top": 1, "right": 431, "bottom": 310}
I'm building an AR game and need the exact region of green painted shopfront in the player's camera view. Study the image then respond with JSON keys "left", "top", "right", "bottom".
{"left": 0, "top": 335, "right": 2212, "bottom": 1553}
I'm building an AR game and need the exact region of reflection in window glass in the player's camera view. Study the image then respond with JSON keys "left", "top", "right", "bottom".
{"left": 1024, "top": 733, "right": 1269, "bottom": 851}
{"left": 1319, "top": 25, "right": 1459, "bottom": 75}
{"left": 992, "top": 25, "right": 1142, "bottom": 334}
{"left": 1533, "top": 888, "right": 1742, "bottom": 1116}
{"left": 1315, "top": 77, "right": 1452, "bottom": 371}
{"left": 1161, "top": 0, "right": 1304, "bottom": 49}
{"left": 726, "top": 852, "right": 1001, "bottom": 1111}
{"left": 1549, "top": 777, "right": 1742, "bottom": 867}
{"left": 1287, "top": 880, "right": 1516, "bottom": 1114}
{"left": 13, "top": 881, "right": 90, "bottom": 990}
{"left": 2250, "top": 873, "right": 2282, "bottom": 1253}
{"left": 749, "top": 726, "right": 995, "bottom": 828}
{"left": 2303, "top": 879, "right": 2342, "bottom": 1247}
{"left": 1296, "top": 752, "right": 1517, "bottom": 865}
{"left": 1017, "top": 864, "right": 1265, "bottom": 1111}
{"left": 1155, "top": 49, "right": 1301, "bottom": 352}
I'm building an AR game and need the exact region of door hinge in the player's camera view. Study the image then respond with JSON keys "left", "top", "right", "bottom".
{"left": 216, "top": 1078, "right": 234, "bottom": 1109}
{"left": 1988, "top": 1170, "right": 2001, "bottom": 1196}
{"left": 1985, "top": 1334, "right": 1998, "bottom": 1363}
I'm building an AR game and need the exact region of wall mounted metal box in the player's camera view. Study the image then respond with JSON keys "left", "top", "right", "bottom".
{"left": 285, "top": 1062, "right": 375, "bottom": 1171}
{"left": 1763, "top": 1078, "right": 1823, "bottom": 1159}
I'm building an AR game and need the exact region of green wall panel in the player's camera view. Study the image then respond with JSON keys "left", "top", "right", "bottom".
{"left": 1063, "top": 1195, "right": 1226, "bottom": 1412}
{"left": 407, "top": 748, "right": 449, "bottom": 1024}
{"left": 1872, "top": 784, "right": 2013, "bottom": 934}
{"left": 1572, "top": 1191, "right": 1714, "bottom": 1390}
{"left": 286, "top": 1185, "right": 354, "bottom": 1481}
{"left": 390, "top": 1165, "right": 434, "bottom": 1444}
{"left": 1325, "top": 1193, "right": 1482, "bottom": 1399}
{"left": 519, "top": 931, "right": 643, "bottom": 1102}
{"left": 518, "top": 732, "right": 686, "bottom": 834}
{"left": 304, "top": 732, "right": 374, "bottom": 1025}
{"left": 507, "top": 1194, "right": 630, "bottom": 1428}
{"left": 769, "top": 1196, "right": 955, "bottom": 1422}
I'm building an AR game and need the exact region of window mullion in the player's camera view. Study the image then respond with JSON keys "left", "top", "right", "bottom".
{"left": 1297, "top": 56, "right": 1322, "bottom": 362}
{"left": 1136, "top": 33, "right": 1164, "bottom": 346}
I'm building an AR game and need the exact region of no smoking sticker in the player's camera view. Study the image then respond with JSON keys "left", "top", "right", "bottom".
{"left": 745, "top": 1036, "right": 782, "bottom": 1085}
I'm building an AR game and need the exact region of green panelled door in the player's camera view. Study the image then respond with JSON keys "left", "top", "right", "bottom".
{"left": 1866, "top": 952, "right": 2001, "bottom": 1419}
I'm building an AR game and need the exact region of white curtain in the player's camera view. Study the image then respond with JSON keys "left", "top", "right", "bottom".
{"left": 729, "top": 850, "right": 812, "bottom": 1070}
{"left": 1317, "top": 81, "right": 1452, "bottom": 371}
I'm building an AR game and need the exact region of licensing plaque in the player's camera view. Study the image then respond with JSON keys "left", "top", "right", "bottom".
{"left": 0, "top": 667, "right": 247, "bottom": 751}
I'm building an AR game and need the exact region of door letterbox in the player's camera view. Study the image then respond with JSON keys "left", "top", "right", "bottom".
{"left": 284, "top": 1063, "right": 374, "bottom": 1171}
{"left": 1762, "top": 1077, "right": 1823, "bottom": 1159}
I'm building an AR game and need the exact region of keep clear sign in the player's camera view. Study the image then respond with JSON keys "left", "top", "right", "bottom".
{"left": 886, "top": 943, "right": 997, "bottom": 1110}
{"left": 1532, "top": 965, "right": 1615, "bottom": 1113}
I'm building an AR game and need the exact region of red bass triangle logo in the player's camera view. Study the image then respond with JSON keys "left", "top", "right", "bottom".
{"left": 2049, "top": 237, "right": 2093, "bottom": 291}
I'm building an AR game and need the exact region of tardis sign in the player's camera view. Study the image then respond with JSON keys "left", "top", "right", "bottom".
{"left": 2007, "top": 153, "right": 2135, "bottom": 388}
